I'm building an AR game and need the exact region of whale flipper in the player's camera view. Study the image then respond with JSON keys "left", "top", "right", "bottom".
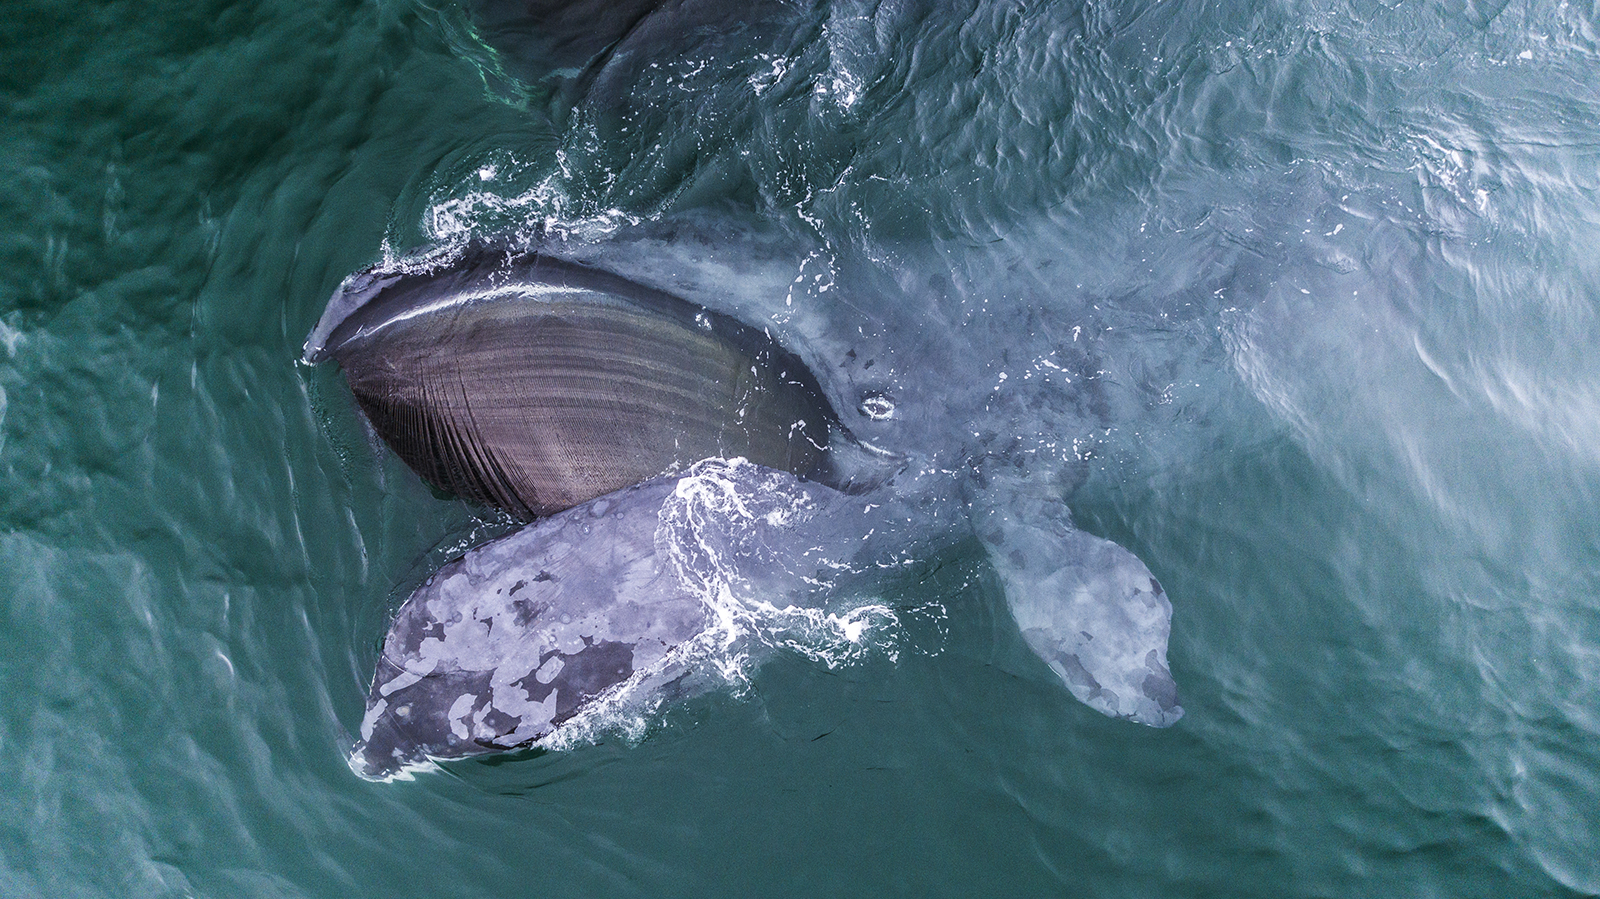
{"left": 972, "top": 478, "right": 1183, "bottom": 727}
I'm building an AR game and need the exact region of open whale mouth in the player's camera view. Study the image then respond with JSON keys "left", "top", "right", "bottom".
{"left": 309, "top": 242, "right": 1182, "bottom": 777}
{"left": 304, "top": 243, "right": 898, "bottom": 518}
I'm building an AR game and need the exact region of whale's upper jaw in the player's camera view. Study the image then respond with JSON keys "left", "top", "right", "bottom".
{"left": 303, "top": 244, "right": 607, "bottom": 365}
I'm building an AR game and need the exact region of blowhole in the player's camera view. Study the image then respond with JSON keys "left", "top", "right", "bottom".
{"left": 857, "top": 392, "right": 896, "bottom": 421}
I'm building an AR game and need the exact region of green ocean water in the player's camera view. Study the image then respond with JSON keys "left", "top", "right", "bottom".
{"left": 4, "top": 0, "right": 1600, "bottom": 896}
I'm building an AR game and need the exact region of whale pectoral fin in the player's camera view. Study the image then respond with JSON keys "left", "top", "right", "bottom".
{"left": 974, "top": 498, "right": 1183, "bottom": 727}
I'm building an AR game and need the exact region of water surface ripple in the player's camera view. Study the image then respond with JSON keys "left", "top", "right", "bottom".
{"left": 2, "top": 0, "right": 1598, "bottom": 895}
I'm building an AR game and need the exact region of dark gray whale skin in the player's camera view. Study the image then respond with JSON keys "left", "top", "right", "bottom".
{"left": 313, "top": 242, "right": 1182, "bottom": 779}
{"left": 305, "top": 246, "right": 855, "bottom": 518}
{"left": 458, "top": 0, "right": 664, "bottom": 77}
{"left": 349, "top": 473, "right": 705, "bottom": 779}
{"left": 347, "top": 452, "right": 1183, "bottom": 780}
{"left": 349, "top": 458, "right": 849, "bottom": 780}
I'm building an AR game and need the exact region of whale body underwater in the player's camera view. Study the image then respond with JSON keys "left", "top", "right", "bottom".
{"left": 305, "top": 243, "right": 1182, "bottom": 780}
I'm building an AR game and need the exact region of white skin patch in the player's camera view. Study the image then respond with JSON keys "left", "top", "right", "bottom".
{"left": 447, "top": 693, "right": 478, "bottom": 740}
{"left": 378, "top": 656, "right": 438, "bottom": 696}
{"left": 360, "top": 698, "right": 388, "bottom": 742}
{"left": 535, "top": 655, "right": 565, "bottom": 684}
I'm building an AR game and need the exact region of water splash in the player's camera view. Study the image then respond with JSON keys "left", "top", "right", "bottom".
{"left": 536, "top": 459, "right": 916, "bottom": 752}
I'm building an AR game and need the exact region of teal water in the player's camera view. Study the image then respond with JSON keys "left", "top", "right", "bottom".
{"left": 4, "top": 0, "right": 1600, "bottom": 895}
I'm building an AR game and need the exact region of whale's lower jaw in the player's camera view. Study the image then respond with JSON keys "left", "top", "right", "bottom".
{"left": 341, "top": 458, "right": 1184, "bottom": 780}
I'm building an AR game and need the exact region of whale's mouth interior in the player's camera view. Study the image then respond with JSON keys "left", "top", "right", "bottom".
{"left": 308, "top": 246, "right": 866, "bottom": 519}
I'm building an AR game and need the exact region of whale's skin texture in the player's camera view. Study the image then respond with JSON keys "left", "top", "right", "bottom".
{"left": 305, "top": 247, "right": 842, "bottom": 518}
{"left": 541, "top": 229, "right": 1188, "bottom": 728}
{"left": 459, "top": 0, "right": 664, "bottom": 76}
{"left": 314, "top": 240, "right": 1184, "bottom": 778}
{"left": 452, "top": 0, "right": 801, "bottom": 108}
{"left": 350, "top": 459, "right": 848, "bottom": 781}
{"left": 347, "top": 453, "right": 1182, "bottom": 781}
{"left": 350, "top": 474, "right": 698, "bottom": 780}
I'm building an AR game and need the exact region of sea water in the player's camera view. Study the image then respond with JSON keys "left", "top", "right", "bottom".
{"left": 2, "top": 0, "right": 1598, "bottom": 895}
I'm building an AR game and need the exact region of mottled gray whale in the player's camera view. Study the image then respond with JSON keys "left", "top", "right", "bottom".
{"left": 349, "top": 458, "right": 866, "bottom": 779}
{"left": 307, "top": 242, "right": 1182, "bottom": 779}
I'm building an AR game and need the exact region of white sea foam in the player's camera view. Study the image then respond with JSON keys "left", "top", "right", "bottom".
{"left": 0, "top": 316, "right": 21, "bottom": 357}
{"left": 535, "top": 459, "right": 918, "bottom": 751}
{"left": 422, "top": 160, "right": 640, "bottom": 251}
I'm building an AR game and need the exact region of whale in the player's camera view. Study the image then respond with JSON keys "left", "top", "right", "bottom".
{"left": 307, "top": 238, "right": 1183, "bottom": 779}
